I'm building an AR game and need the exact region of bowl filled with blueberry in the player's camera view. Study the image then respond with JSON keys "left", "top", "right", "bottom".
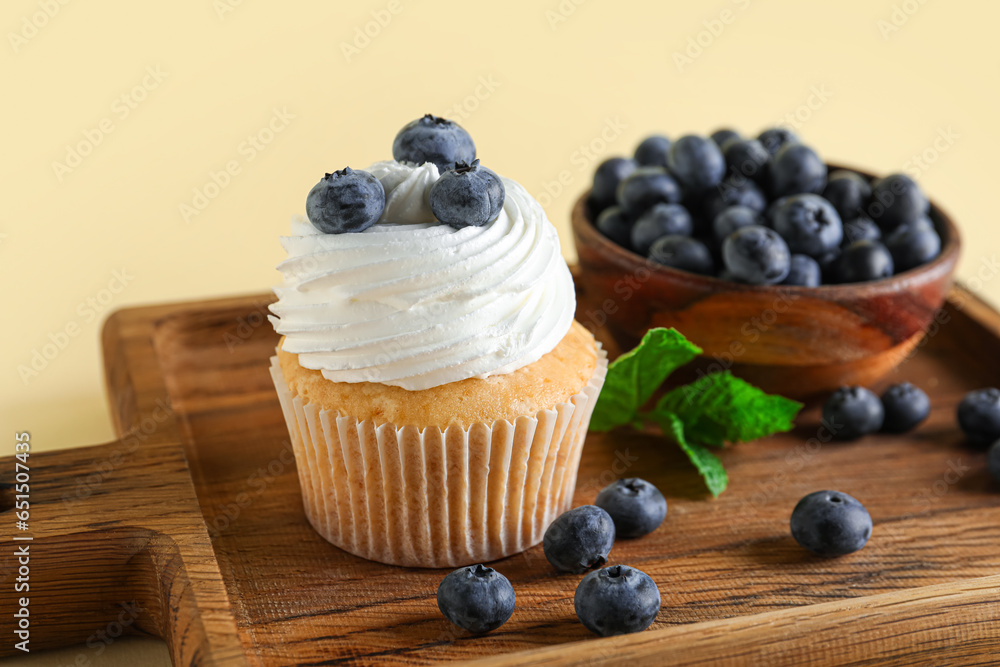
{"left": 571, "top": 127, "right": 961, "bottom": 398}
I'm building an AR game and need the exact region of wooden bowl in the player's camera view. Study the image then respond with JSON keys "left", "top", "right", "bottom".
{"left": 570, "top": 166, "right": 961, "bottom": 398}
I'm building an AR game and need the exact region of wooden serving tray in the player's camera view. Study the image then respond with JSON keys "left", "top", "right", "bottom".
{"left": 3, "top": 280, "right": 1000, "bottom": 666}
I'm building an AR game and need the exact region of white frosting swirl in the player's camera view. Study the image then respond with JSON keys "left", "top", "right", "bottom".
{"left": 367, "top": 160, "right": 439, "bottom": 223}
{"left": 269, "top": 161, "right": 576, "bottom": 391}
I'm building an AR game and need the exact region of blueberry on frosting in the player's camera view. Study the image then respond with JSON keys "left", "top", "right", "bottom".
{"left": 428, "top": 159, "right": 505, "bottom": 228}
{"left": 392, "top": 114, "right": 476, "bottom": 173}
{"left": 305, "top": 167, "right": 385, "bottom": 234}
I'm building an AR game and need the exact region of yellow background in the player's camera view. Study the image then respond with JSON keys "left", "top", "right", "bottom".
{"left": 2, "top": 1, "right": 998, "bottom": 664}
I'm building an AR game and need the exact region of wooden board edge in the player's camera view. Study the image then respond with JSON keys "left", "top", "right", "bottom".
{"left": 462, "top": 574, "right": 1000, "bottom": 666}
{"left": 0, "top": 439, "right": 249, "bottom": 666}
{"left": 947, "top": 283, "right": 1000, "bottom": 334}
{"left": 99, "top": 292, "right": 275, "bottom": 440}
{"left": 98, "top": 307, "right": 252, "bottom": 665}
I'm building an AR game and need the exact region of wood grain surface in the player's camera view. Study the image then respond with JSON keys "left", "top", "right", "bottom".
{"left": 1, "top": 283, "right": 999, "bottom": 666}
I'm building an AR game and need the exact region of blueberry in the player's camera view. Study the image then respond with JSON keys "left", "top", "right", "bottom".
{"left": 574, "top": 565, "right": 660, "bottom": 636}
{"left": 756, "top": 127, "right": 799, "bottom": 156}
{"left": 591, "top": 157, "right": 638, "bottom": 210}
{"left": 769, "top": 194, "right": 843, "bottom": 258}
{"left": 634, "top": 135, "right": 671, "bottom": 167}
{"left": 701, "top": 176, "right": 768, "bottom": 222}
{"left": 836, "top": 240, "right": 894, "bottom": 283}
{"left": 817, "top": 248, "right": 842, "bottom": 283}
{"left": 305, "top": 168, "right": 386, "bottom": 234}
{"left": 781, "top": 254, "right": 822, "bottom": 287}
{"left": 957, "top": 388, "right": 1000, "bottom": 445}
{"left": 392, "top": 114, "right": 475, "bottom": 172}
{"left": 585, "top": 194, "right": 611, "bottom": 223}
{"left": 823, "top": 386, "right": 884, "bottom": 440}
{"left": 880, "top": 382, "right": 930, "bottom": 433}
{"left": 988, "top": 440, "right": 1000, "bottom": 483}
{"left": 722, "top": 225, "right": 791, "bottom": 285}
{"left": 868, "top": 174, "right": 928, "bottom": 231}
{"left": 723, "top": 139, "right": 770, "bottom": 184}
{"left": 631, "top": 203, "right": 693, "bottom": 255}
{"left": 616, "top": 167, "right": 683, "bottom": 216}
{"left": 713, "top": 205, "right": 763, "bottom": 244}
{"left": 790, "top": 491, "right": 872, "bottom": 557}
{"left": 823, "top": 170, "right": 872, "bottom": 221}
{"left": 428, "top": 160, "right": 505, "bottom": 228}
{"left": 542, "top": 505, "right": 615, "bottom": 574}
{"left": 717, "top": 269, "right": 744, "bottom": 283}
{"left": 769, "top": 143, "right": 827, "bottom": 198}
{"left": 667, "top": 135, "right": 726, "bottom": 194}
{"left": 594, "top": 478, "right": 667, "bottom": 539}
{"left": 595, "top": 206, "right": 634, "bottom": 250}
{"left": 436, "top": 564, "right": 515, "bottom": 634}
{"left": 907, "top": 215, "right": 935, "bottom": 231}
{"left": 886, "top": 219, "right": 941, "bottom": 272}
{"left": 697, "top": 232, "right": 724, "bottom": 263}
{"left": 710, "top": 128, "right": 741, "bottom": 149}
{"left": 842, "top": 215, "right": 882, "bottom": 246}
{"left": 648, "top": 236, "right": 715, "bottom": 275}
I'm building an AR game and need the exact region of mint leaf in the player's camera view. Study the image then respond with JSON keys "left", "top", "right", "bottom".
{"left": 655, "top": 412, "right": 729, "bottom": 497}
{"left": 656, "top": 371, "right": 802, "bottom": 447}
{"left": 586, "top": 328, "right": 801, "bottom": 498}
{"left": 590, "top": 328, "right": 702, "bottom": 431}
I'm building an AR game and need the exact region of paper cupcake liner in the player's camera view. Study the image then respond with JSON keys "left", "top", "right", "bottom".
{"left": 269, "top": 346, "right": 607, "bottom": 568}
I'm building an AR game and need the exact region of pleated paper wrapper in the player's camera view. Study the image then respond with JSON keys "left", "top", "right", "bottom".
{"left": 269, "top": 348, "right": 607, "bottom": 568}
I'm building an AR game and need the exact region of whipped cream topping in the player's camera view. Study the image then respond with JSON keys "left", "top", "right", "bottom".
{"left": 269, "top": 161, "right": 576, "bottom": 391}
{"left": 366, "top": 160, "right": 439, "bottom": 224}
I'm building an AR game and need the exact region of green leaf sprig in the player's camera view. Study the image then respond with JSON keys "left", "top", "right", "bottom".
{"left": 590, "top": 328, "right": 802, "bottom": 497}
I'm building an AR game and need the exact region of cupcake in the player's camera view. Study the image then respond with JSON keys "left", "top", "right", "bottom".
{"left": 268, "top": 115, "right": 606, "bottom": 567}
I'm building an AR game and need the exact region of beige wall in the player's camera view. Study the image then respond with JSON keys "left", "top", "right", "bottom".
{"left": 8, "top": 0, "right": 997, "bottom": 448}
{"left": 2, "top": 2, "right": 996, "bottom": 661}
